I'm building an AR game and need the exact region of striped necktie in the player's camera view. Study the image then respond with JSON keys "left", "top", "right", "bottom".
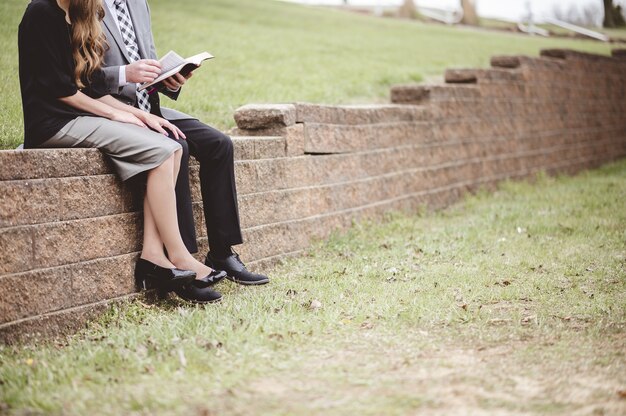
{"left": 113, "top": 0, "right": 151, "bottom": 112}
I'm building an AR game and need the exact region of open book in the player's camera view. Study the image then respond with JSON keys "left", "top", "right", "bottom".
{"left": 138, "top": 51, "right": 214, "bottom": 91}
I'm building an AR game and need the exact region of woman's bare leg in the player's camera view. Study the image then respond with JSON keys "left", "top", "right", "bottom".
{"left": 139, "top": 147, "right": 182, "bottom": 268}
{"left": 145, "top": 150, "right": 215, "bottom": 277}
{"left": 139, "top": 197, "right": 175, "bottom": 268}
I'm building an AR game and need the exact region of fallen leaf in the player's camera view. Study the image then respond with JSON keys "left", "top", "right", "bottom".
{"left": 360, "top": 322, "right": 374, "bottom": 330}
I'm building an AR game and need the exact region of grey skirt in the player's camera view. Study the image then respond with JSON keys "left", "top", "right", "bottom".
{"left": 42, "top": 116, "right": 181, "bottom": 181}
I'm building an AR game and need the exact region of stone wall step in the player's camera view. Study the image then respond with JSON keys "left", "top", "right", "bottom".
{"left": 232, "top": 136, "right": 287, "bottom": 160}
{"left": 0, "top": 136, "right": 284, "bottom": 182}
{"left": 295, "top": 103, "right": 429, "bottom": 125}
{"left": 390, "top": 84, "right": 481, "bottom": 105}
{"left": 3, "top": 125, "right": 623, "bottom": 229}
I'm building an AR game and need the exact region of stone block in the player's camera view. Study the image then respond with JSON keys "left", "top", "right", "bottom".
{"left": 0, "top": 179, "right": 63, "bottom": 227}
{"left": 60, "top": 175, "right": 135, "bottom": 221}
{"left": 234, "top": 104, "right": 296, "bottom": 130}
{"left": 304, "top": 123, "right": 368, "bottom": 154}
{"left": 232, "top": 136, "right": 256, "bottom": 160}
{"left": 31, "top": 214, "right": 141, "bottom": 271}
{"left": 285, "top": 124, "right": 305, "bottom": 156}
{"left": 254, "top": 137, "right": 287, "bottom": 159}
{"left": 0, "top": 148, "right": 111, "bottom": 181}
{"left": 390, "top": 84, "right": 432, "bottom": 104}
{"left": 391, "top": 84, "right": 481, "bottom": 104}
{"left": 445, "top": 69, "right": 478, "bottom": 83}
{"left": 295, "top": 102, "right": 429, "bottom": 125}
{"left": 232, "top": 136, "right": 286, "bottom": 160}
{"left": 71, "top": 254, "right": 137, "bottom": 304}
{"left": 0, "top": 227, "right": 33, "bottom": 275}
{"left": 490, "top": 55, "right": 523, "bottom": 69}
{"left": 0, "top": 266, "right": 73, "bottom": 324}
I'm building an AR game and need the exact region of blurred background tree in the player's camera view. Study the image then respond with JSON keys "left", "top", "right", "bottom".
{"left": 603, "top": 0, "right": 626, "bottom": 27}
{"left": 460, "top": 0, "right": 479, "bottom": 25}
{"left": 398, "top": 0, "right": 417, "bottom": 19}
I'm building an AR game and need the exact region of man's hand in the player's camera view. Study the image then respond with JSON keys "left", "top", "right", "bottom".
{"left": 162, "top": 71, "right": 193, "bottom": 91}
{"left": 125, "top": 59, "right": 162, "bottom": 84}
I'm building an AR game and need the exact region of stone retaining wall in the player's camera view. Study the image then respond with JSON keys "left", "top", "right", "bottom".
{"left": 1, "top": 48, "right": 625, "bottom": 343}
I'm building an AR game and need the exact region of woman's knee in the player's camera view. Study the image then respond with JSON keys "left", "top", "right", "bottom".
{"left": 156, "top": 153, "right": 175, "bottom": 171}
{"left": 173, "top": 147, "right": 183, "bottom": 164}
{"left": 155, "top": 144, "right": 181, "bottom": 171}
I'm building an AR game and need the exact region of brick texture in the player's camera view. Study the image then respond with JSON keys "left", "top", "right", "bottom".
{"left": 1, "top": 48, "right": 625, "bottom": 344}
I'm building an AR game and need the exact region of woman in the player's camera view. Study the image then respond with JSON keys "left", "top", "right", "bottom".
{"left": 18, "top": 0, "right": 225, "bottom": 302}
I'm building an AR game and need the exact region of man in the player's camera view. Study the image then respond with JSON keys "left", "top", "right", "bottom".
{"left": 100, "top": 0, "right": 270, "bottom": 303}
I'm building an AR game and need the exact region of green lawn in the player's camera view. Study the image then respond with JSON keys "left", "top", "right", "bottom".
{"left": 1, "top": 161, "right": 625, "bottom": 415}
{"left": 0, "top": 0, "right": 617, "bottom": 149}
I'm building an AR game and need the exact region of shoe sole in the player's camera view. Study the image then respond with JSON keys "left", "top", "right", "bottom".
{"left": 225, "top": 275, "right": 270, "bottom": 286}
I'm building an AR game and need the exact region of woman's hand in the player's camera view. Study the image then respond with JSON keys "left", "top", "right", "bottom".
{"left": 110, "top": 110, "right": 147, "bottom": 128}
{"left": 137, "top": 112, "right": 186, "bottom": 140}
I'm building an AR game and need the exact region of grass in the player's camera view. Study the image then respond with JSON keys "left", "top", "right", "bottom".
{"left": 1, "top": 160, "right": 625, "bottom": 415}
{"left": 0, "top": 0, "right": 619, "bottom": 149}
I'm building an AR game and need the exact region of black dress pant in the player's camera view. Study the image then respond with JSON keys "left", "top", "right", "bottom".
{"left": 167, "top": 118, "right": 243, "bottom": 255}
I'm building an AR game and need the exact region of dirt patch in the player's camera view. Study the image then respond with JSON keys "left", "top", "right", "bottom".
{"left": 211, "top": 329, "right": 626, "bottom": 415}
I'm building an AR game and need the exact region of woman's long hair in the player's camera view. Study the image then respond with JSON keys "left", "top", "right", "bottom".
{"left": 68, "top": 0, "right": 107, "bottom": 88}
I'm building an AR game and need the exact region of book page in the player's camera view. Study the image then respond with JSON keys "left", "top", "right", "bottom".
{"left": 159, "top": 51, "right": 186, "bottom": 74}
{"left": 186, "top": 52, "right": 214, "bottom": 66}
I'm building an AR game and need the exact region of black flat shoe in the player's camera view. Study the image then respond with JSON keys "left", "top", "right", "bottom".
{"left": 135, "top": 258, "right": 196, "bottom": 291}
{"left": 192, "top": 269, "right": 228, "bottom": 288}
{"left": 174, "top": 281, "right": 222, "bottom": 304}
{"left": 205, "top": 251, "right": 270, "bottom": 286}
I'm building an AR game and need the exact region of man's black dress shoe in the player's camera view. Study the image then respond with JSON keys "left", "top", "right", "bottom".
{"left": 193, "top": 269, "right": 228, "bottom": 288}
{"left": 134, "top": 258, "right": 196, "bottom": 291}
{"left": 205, "top": 251, "right": 270, "bottom": 286}
{"left": 174, "top": 280, "right": 222, "bottom": 304}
